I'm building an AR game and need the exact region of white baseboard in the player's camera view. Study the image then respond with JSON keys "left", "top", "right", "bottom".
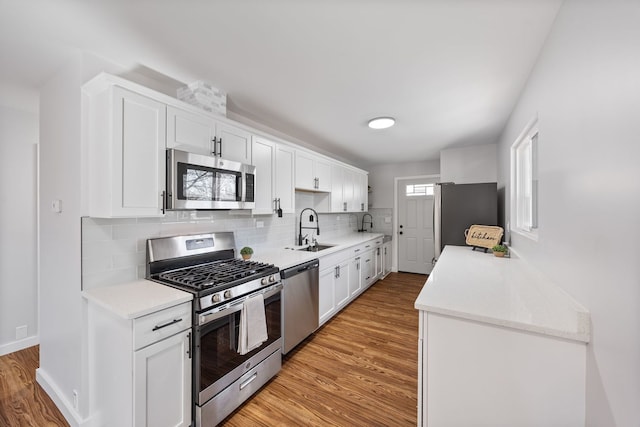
{"left": 36, "top": 368, "right": 95, "bottom": 427}
{"left": 0, "top": 335, "right": 39, "bottom": 357}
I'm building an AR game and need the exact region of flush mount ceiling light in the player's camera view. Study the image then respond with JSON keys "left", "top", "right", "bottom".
{"left": 368, "top": 117, "right": 395, "bottom": 129}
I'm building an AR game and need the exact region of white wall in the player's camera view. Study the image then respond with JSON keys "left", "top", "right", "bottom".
{"left": 440, "top": 144, "right": 497, "bottom": 184}
{"left": 0, "top": 106, "right": 39, "bottom": 355}
{"left": 368, "top": 160, "right": 440, "bottom": 209}
{"left": 37, "top": 52, "right": 196, "bottom": 425}
{"left": 497, "top": 0, "right": 640, "bottom": 425}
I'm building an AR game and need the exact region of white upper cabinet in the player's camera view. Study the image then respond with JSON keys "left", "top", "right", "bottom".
{"left": 331, "top": 165, "right": 357, "bottom": 212}
{"left": 166, "top": 105, "right": 216, "bottom": 155}
{"left": 354, "top": 172, "right": 369, "bottom": 212}
{"left": 251, "top": 136, "right": 295, "bottom": 215}
{"left": 83, "top": 73, "right": 368, "bottom": 218}
{"left": 216, "top": 122, "right": 252, "bottom": 165}
{"left": 86, "top": 85, "right": 166, "bottom": 217}
{"left": 167, "top": 106, "right": 252, "bottom": 164}
{"left": 295, "top": 151, "right": 332, "bottom": 192}
{"left": 275, "top": 144, "right": 295, "bottom": 214}
{"left": 251, "top": 137, "right": 275, "bottom": 215}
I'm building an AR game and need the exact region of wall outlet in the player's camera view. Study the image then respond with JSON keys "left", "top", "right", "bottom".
{"left": 16, "top": 325, "right": 27, "bottom": 340}
{"left": 256, "top": 220, "right": 264, "bottom": 228}
{"left": 384, "top": 216, "right": 392, "bottom": 224}
{"left": 51, "top": 199, "right": 62, "bottom": 213}
{"left": 72, "top": 389, "right": 79, "bottom": 409}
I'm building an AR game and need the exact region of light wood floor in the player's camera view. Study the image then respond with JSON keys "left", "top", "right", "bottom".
{"left": 0, "top": 272, "right": 426, "bottom": 427}
{"left": 0, "top": 345, "right": 68, "bottom": 426}
{"left": 223, "top": 272, "right": 426, "bottom": 426}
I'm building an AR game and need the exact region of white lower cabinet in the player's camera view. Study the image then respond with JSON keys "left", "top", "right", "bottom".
{"left": 382, "top": 241, "right": 392, "bottom": 278}
{"left": 418, "top": 311, "right": 586, "bottom": 426}
{"left": 318, "top": 237, "right": 384, "bottom": 325}
{"left": 134, "top": 329, "right": 192, "bottom": 427}
{"left": 318, "top": 266, "right": 336, "bottom": 325}
{"left": 334, "top": 261, "right": 350, "bottom": 309}
{"left": 362, "top": 250, "right": 375, "bottom": 288}
{"left": 348, "top": 255, "right": 362, "bottom": 297}
{"left": 373, "top": 238, "right": 383, "bottom": 280}
{"left": 88, "top": 301, "right": 192, "bottom": 427}
{"left": 318, "top": 249, "right": 351, "bottom": 325}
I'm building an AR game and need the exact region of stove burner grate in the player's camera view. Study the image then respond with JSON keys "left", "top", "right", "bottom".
{"left": 157, "top": 258, "right": 275, "bottom": 290}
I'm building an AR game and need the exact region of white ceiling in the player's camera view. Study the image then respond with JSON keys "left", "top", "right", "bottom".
{"left": 0, "top": 0, "right": 562, "bottom": 167}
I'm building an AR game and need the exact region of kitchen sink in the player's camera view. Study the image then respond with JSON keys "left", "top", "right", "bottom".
{"left": 296, "top": 244, "right": 335, "bottom": 252}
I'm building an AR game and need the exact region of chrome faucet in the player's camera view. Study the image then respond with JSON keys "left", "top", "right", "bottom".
{"left": 360, "top": 213, "right": 373, "bottom": 232}
{"left": 298, "top": 208, "right": 320, "bottom": 246}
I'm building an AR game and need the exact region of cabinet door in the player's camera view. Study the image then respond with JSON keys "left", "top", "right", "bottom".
{"left": 362, "top": 251, "right": 374, "bottom": 288}
{"left": 166, "top": 105, "right": 215, "bottom": 155}
{"left": 349, "top": 256, "right": 362, "bottom": 297}
{"left": 331, "top": 165, "right": 345, "bottom": 213}
{"left": 275, "top": 144, "right": 295, "bottom": 214}
{"left": 315, "top": 158, "right": 332, "bottom": 192}
{"left": 251, "top": 136, "right": 275, "bottom": 214}
{"left": 134, "top": 330, "right": 191, "bottom": 427}
{"left": 343, "top": 169, "right": 355, "bottom": 211}
{"left": 319, "top": 267, "right": 336, "bottom": 325}
{"left": 335, "top": 261, "right": 350, "bottom": 309}
{"left": 295, "top": 151, "right": 315, "bottom": 190}
{"left": 113, "top": 87, "right": 166, "bottom": 217}
{"left": 383, "top": 242, "right": 392, "bottom": 276}
{"left": 375, "top": 246, "right": 383, "bottom": 278}
{"left": 216, "top": 122, "right": 252, "bottom": 164}
{"left": 354, "top": 172, "right": 368, "bottom": 212}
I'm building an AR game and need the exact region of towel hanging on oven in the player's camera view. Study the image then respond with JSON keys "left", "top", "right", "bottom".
{"left": 238, "top": 293, "right": 268, "bottom": 355}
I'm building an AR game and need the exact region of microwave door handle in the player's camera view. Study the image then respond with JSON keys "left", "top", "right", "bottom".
{"left": 239, "top": 173, "right": 244, "bottom": 202}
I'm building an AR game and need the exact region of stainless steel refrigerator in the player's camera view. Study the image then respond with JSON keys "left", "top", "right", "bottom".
{"left": 433, "top": 182, "right": 498, "bottom": 262}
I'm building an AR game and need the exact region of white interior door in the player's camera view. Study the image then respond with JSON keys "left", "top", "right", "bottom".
{"left": 397, "top": 178, "right": 437, "bottom": 274}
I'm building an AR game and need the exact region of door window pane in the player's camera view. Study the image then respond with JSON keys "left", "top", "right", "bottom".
{"left": 406, "top": 184, "right": 434, "bottom": 197}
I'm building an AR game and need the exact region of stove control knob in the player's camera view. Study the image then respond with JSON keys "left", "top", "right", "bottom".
{"left": 261, "top": 277, "right": 268, "bottom": 286}
{"left": 224, "top": 290, "right": 232, "bottom": 299}
{"left": 269, "top": 275, "right": 276, "bottom": 283}
{"left": 212, "top": 294, "right": 221, "bottom": 303}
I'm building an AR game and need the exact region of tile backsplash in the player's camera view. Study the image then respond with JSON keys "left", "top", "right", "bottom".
{"left": 81, "top": 206, "right": 360, "bottom": 290}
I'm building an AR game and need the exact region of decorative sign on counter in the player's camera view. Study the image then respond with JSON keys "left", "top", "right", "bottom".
{"left": 464, "top": 225, "right": 504, "bottom": 250}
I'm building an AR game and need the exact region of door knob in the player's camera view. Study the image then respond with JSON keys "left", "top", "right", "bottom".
{"left": 399, "top": 225, "right": 403, "bottom": 228}
{"left": 399, "top": 231, "right": 403, "bottom": 235}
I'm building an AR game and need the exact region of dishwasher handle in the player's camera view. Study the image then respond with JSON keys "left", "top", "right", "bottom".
{"left": 280, "top": 259, "right": 319, "bottom": 279}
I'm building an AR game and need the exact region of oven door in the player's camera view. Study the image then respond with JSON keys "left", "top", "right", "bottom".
{"left": 167, "top": 149, "right": 255, "bottom": 210}
{"left": 194, "top": 285, "right": 282, "bottom": 405}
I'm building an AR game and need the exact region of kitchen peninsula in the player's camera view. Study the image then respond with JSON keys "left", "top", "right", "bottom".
{"left": 415, "top": 246, "right": 590, "bottom": 426}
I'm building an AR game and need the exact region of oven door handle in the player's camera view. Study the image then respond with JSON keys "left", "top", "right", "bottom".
{"left": 198, "top": 284, "right": 282, "bottom": 325}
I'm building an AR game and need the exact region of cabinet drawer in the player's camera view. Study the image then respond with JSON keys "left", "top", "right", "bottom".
{"left": 319, "top": 248, "right": 350, "bottom": 269}
{"left": 134, "top": 302, "right": 191, "bottom": 350}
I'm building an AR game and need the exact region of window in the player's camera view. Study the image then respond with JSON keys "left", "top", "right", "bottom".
{"left": 511, "top": 117, "right": 539, "bottom": 239}
{"left": 406, "top": 183, "right": 434, "bottom": 197}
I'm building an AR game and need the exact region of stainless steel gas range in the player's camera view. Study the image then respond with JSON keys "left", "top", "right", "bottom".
{"left": 146, "top": 232, "right": 282, "bottom": 427}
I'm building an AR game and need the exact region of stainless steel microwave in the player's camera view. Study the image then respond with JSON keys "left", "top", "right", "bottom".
{"left": 166, "top": 149, "right": 255, "bottom": 210}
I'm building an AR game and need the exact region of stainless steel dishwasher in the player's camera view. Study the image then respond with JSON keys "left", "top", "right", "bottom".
{"left": 281, "top": 259, "right": 319, "bottom": 354}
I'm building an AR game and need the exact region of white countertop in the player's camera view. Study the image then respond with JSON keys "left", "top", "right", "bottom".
{"left": 250, "top": 232, "right": 385, "bottom": 270}
{"left": 415, "top": 246, "right": 590, "bottom": 343}
{"left": 83, "top": 280, "right": 193, "bottom": 319}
